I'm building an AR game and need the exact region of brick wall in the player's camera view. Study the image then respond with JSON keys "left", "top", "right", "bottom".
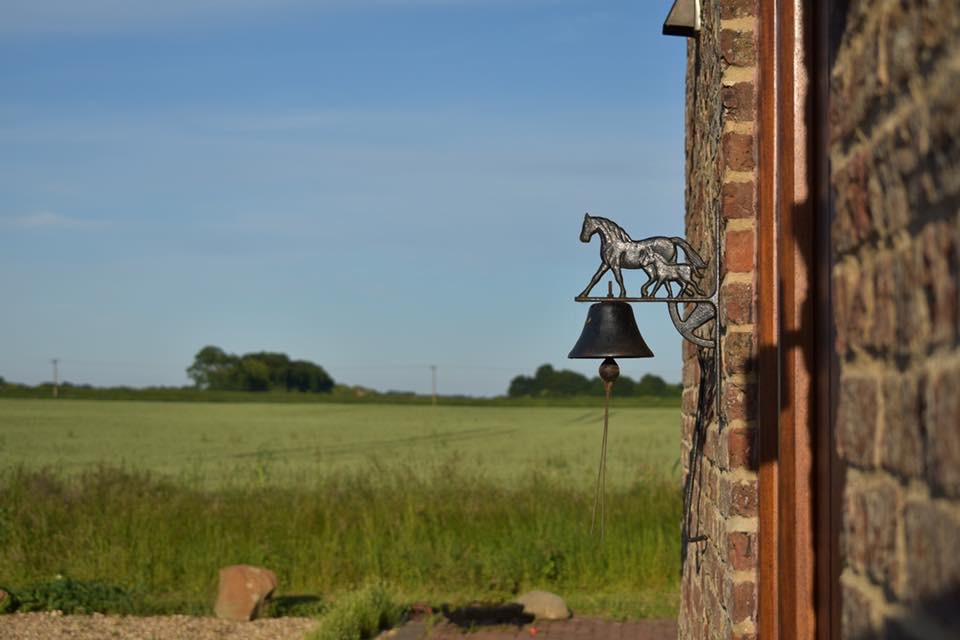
{"left": 830, "top": 1, "right": 960, "bottom": 637}
{"left": 679, "top": 1, "right": 759, "bottom": 638}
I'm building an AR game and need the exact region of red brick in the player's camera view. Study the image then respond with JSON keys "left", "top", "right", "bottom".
{"left": 722, "top": 180, "right": 755, "bottom": 219}
{"left": 723, "top": 332, "right": 756, "bottom": 375}
{"left": 727, "top": 579, "right": 756, "bottom": 624}
{"left": 722, "top": 280, "right": 754, "bottom": 324}
{"left": 704, "top": 423, "right": 719, "bottom": 460}
{"left": 727, "top": 531, "right": 757, "bottom": 571}
{"left": 720, "top": 0, "right": 757, "bottom": 19}
{"left": 722, "top": 82, "right": 755, "bottom": 121}
{"left": 725, "top": 426, "right": 756, "bottom": 470}
{"left": 723, "top": 132, "right": 756, "bottom": 171}
{"left": 720, "top": 475, "right": 758, "bottom": 517}
{"left": 722, "top": 380, "right": 755, "bottom": 422}
{"left": 708, "top": 466, "right": 721, "bottom": 503}
{"left": 721, "top": 29, "right": 756, "bottom": 67}
{"left": 725, "top": 228, "right": 755, "bottom": 273}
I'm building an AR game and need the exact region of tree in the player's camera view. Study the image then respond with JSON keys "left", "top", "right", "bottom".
{"left": 635, "top": 373, "right": 668, "bottom": 396}
{"left": 508, "top": 374, "right": 536, "bottom": 397}
{"left": 508, "top": 364, "right": 592, "bottom": 397}
{"left": 187, "top": 346, "right": 335, "bottom": 393}
{"left": 243, "top": 352, "right": 291, "bottom": 388}
{"left": 287, "top": 360, "right": 334, "bottom": 393}
{"left": 186, "top": 346, "right": 238, "bottom": 389}
{"left": 507, "top": 364, "right": 680, "bottom": 398}
{"left": 237, "top": 356, "right": 271, "bottom": 391}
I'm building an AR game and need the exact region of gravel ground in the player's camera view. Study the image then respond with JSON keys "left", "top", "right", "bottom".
{"left": 0, "top": 613, "right": 676, "bottom": 640}
{"left": 0, "top": 612, "right": 319, "bottom": 640}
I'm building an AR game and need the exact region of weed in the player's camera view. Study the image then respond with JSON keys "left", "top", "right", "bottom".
{"left": 306, "top": 583, "right": 403, "bottom": 640}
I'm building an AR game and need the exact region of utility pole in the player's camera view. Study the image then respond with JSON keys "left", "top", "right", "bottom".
{"left": 51, "top": 358, "right": 59, "bottom": 399}
{"left": 430, "top": 365, "right": 437, "bottom": 406}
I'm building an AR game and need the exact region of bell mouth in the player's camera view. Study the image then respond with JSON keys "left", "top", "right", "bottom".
{"left": 568, "top": 301, "right": 655, "bottom": 359}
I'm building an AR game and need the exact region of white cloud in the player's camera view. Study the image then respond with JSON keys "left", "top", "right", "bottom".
{"left": 1, "top": 211, "right": 93, "bottom": 229}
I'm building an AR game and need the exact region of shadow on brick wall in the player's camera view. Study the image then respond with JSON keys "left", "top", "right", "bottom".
{"left": 848, "top": 585, "right": 960, "bottom": 639}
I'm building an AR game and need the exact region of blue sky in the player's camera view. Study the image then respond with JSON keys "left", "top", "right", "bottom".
{"left": 0, "top": 0, "right": 688, "bottom": 396}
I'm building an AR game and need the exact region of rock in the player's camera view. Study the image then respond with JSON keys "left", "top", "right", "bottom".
{"left": 514, "top": 591, "right": 570, "bottom": 620}
{"left": 213, "top": 565, "right": 277, "bottom": 621}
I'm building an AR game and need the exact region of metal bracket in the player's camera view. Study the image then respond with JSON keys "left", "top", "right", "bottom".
{"left": 573, "top": 212, "right": 722, "bottom": 420}
{"left": 572, "top": 211, "right": 722, "bottom": 562}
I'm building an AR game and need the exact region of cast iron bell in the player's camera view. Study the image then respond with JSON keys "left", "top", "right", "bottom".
{"left": 568, "top": 299, "right": 653, "bottom": 541}
{"left": 568, "top": 301, "right": 654, "bottom": 360}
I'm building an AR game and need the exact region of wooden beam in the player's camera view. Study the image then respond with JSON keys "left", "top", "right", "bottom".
{"left": 777, "top": 0, "right": 817, "bottom": 637}
{"left": 756, "top": 0, "right": 781, "bottom": 635}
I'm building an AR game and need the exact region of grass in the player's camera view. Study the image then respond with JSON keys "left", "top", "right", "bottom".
{"left": 0, "top": 399, "right": 682, "bottom": 620}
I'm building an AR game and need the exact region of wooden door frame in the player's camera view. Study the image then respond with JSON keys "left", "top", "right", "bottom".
{"left": 756, "top": 0, "right": 837, "bottom": 638}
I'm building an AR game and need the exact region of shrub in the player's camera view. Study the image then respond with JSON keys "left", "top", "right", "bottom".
{"left": 0, "top": 586, "right": 19, "bottom": 614}
{"left": 15, "top": 575, "right": 137, "bottom": 614}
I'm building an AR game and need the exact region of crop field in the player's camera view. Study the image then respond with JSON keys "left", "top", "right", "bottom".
{"left": 0, "top": 399, "right": 681, "bottom": 487}
{"left": 0, "top": 399, "right": 682, "bottom": 619}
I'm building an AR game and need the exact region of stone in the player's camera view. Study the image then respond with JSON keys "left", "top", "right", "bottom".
{"left": 926, "top": 364, "right": 960, "bottom": 497}
{"left": 213, "top": 565, "right": 277, "bottom": 621}
{"left": 514, "top": 591, "right": 570, "bottom": 621}
{"left": 836, "top": 374, "right": 879, "bottom": 468}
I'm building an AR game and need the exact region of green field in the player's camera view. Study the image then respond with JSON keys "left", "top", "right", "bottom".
{"left": 0, "top": 399, "right": 682, "bottom": 619}
{"left": 0, "top": 399, "right": 681, "bottom": 487}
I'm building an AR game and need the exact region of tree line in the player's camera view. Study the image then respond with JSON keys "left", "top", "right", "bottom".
{"left": 508, "top": 364, "right": 681, "bottom": 398}
{"left": 186, "top": 346, "right": 334, "bottom": 393}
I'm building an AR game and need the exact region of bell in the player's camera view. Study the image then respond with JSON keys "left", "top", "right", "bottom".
{"left": 568, "top": 300, "right": 653, "bottom": 541}
{"left": 568, "top": 301, "right": 654, "bottom": 360}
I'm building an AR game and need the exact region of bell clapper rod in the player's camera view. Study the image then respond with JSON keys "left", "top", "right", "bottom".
{"left": 591, "top": 356, "right": 619, "bottom": 541}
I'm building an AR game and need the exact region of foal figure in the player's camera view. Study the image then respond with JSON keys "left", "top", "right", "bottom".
{"left": 578, "top": 213, "right": 706, "bottom": 298}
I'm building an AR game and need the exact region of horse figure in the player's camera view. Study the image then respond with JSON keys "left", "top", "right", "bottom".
{"left": 578, "top": 213, "right": 707, "bottom": 298}
{"left": 637, "top": 247, "right": 704, "bottom": 298}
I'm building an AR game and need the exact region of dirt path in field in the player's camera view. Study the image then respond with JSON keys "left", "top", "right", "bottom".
{"left": 0, "top": 613, "right": 676, "bottom": 640}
